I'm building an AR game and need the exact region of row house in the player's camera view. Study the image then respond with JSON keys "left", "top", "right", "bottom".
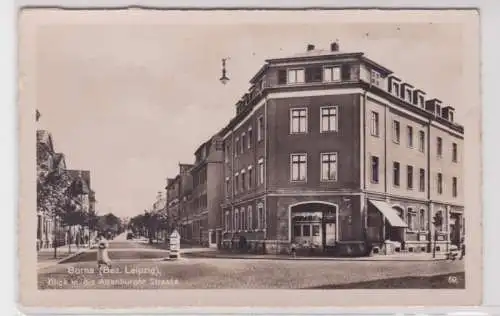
{"left": 165, "top": 136, "right": 225, "bottom": 247}
{"left": 36, "top": 129, "right": 96, "bottom": 249}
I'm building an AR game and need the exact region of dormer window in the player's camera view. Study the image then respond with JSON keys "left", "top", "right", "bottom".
{"left": 405, "top": 87, "right": 413, "bottom": 103}
{"left": 392, "top": 82, "right": 400, "bottom": 97}
{"left": 287, "top": 68, "right": 305, "bottom": 84}
{"left": 388, "top": 76, "right": 402, "bottom": 97}
{"left": 419, "top": 95, "right": 425, "bottom": 107}
{"left": 449, "top": 111, "right": 454, "bottom": 122}
{"left": 370, "top": 70, "right": 381, "bottom": 86}
{"left": 435, "top": 104, "right": 442, "bottom": 117}
{"left": 323, "top": 66, "right": 341, "bottom": 82}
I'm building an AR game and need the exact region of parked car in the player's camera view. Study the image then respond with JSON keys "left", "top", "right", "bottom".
{"left": 126, "top": 232, "right": 133, "bottom": 240}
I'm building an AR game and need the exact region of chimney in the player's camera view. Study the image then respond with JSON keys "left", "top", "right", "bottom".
{"left": 307, "top": 44, "right": 315, "bottom": 51}
{"left": 331, "top": 41, "right": 339, "bottom": 52}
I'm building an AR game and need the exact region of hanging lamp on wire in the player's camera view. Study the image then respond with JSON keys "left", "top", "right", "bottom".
{"left": 219, "top": 57, "right": 230, "bottom": 85}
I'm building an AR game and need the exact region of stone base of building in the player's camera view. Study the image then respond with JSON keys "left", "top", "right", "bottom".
{"left": 219, "top": 238, "right": 454, "bottom": 257}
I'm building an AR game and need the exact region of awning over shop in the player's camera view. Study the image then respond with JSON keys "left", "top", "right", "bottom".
{"left": 369, "top": 199, "right": 408, "bottom": 228}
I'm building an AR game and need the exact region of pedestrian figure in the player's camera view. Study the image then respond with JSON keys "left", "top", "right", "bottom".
{"left": 459, "top": 237, "right": 465, "bottom": 260}
{"left": 290, "top": 242, "right": 297, "bottom": 258}
{"left": 97, "top": 233, "right": 111, "bottom": 275}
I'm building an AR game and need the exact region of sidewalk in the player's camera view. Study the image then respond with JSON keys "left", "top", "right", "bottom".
{"left": 182, "top": 250, "right": 450, "bottom": 262}
{"left": 37, "top": 244, "right": 92, "bottom": 270}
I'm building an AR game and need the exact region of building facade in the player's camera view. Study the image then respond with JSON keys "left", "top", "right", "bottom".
{"left": 36, "top": 130, "right": 97, "bottom": 249}
{"left": 165, "top": 136, "right": 225, "bottom": 248}
{"left": 168, "top": 42, "right": 464, "bottom": 256}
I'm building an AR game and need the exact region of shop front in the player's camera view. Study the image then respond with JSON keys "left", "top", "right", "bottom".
{"left": 367, "top": 199, "right": 408, "bottom": 254}
{"left": 290, "top": 202, "right": 338, "bottom": 253}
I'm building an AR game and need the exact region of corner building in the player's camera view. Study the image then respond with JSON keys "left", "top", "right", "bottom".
{"left": 217, "top": 42, "right": 464, "bottom": 256}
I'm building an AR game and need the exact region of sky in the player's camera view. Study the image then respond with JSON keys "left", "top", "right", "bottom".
{"left": 32, "top": 10, "right": 474, "bottom": 219}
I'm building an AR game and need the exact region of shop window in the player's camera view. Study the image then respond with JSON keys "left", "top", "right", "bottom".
{"left": 312, "top": 225, "right": 320, "bottom": 237}
{"left": 303, "top": 225, "right": 311, "bottom": 237}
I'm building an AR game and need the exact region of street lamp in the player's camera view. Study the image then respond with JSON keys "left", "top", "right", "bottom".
{"left": 219, "top": 57, "right": 230, "bottom": 85}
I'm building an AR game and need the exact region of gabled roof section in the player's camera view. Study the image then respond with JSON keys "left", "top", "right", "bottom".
{"left": 36, "top": 130, "right": 55, "bottom": 152}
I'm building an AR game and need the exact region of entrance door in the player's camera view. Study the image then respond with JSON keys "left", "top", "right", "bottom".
{"left": 324, "top": 222, "right": 336, "bottom": 247}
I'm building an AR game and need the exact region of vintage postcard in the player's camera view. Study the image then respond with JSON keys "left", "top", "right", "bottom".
{"left": 19, "top": 8, "right": 481, "bottom": 309}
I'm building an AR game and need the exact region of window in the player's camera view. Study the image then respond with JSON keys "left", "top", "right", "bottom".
{"left": 225, "top": 211, "right": 230, "bottom": 231}
{"left": 449, "top": 111, "right": 454, "bottom": 122}
{"left": 405, "top": 88, "right": 413, "bottom": 103}
{"left": 341, "top": 64, "right": 351, "bottom": 81}
{"left": 419, "top": 131, "right": 425, "bottom": 152}
{"left": 418, "top": 95, "right": 425, "bottom": 107}
{"left": 371, "top": 156, "right": 379, "bottom": 183}
{"left": 407, "top": 165, "right": 413, "bottom": 190}
{"left": 248, "top": 166, "right": 253, "bottom": 189}
{"left": 302, "top": 225, "right": 311, "bottom": 237}
{"left": 407, "top": 126, "right": 414, "bottom": 148}
{"left": 257, "top": 203, "right": 266, "bottom": 229}
{"left": 392, "top": 82, "right": 400, "bottom": 97}
{"left": 371, "top": 111, "right": 379, "bottom": 136}
{"left": 258, "top": 158, "right": 264, "bottom": 185}
{"left": 277, "top": 69, "right": 287, "bottom": 85}
{"left": 323, "top": 66, "right": 341, "bottom": 82}
{"left": 234, "top": 209, "right": 239, "bottom": 231}
{"left": 437, "top": 137, "right": 443, "bottom": 157}
{"left": 290, "top": 108, "right": 308, "bottom": 133}
{"left": 240, "top": 133, "right": 245, "bottom": 154}
{"left": 452, "top": 177, "right": 458, "bottom": 197}
{"left": 436, "top": 104, "right": 442, "bottom": 117}
{"left": 419, "top": 209, "right": 426, "bottom": 231}
{"left": 392, "top": 120, "right": 401, "bottom": 144}
{"left": 452, "top": 143, "right": 458, "bottom": 162}
{"left": 419, "top": 169, "right": 425, "bottom": 192}
{"left": 240, "top": 209, "right": 245, "bottom": 230}
{"left": 234, "top": 173, "right": 239, "bottom": 193}
{"left": 312, "top": 225, "right": 320, "bottom": 237}
{"left": 320, "top": 106, "right": 338, "bottom": 132}
{"left": 247, "top": 206, "right": 253, "bottom": 230}
{"left": 305, "top": 67, "right": 323, "bottom": 82}
{"left": 370, "top": 70, "right": 381, "bottom": 86}
{"left": 437, "top": 173, "right": 443, "bottom": 194}
{"left": 257, "top": 116, "right": 264, "bottom": 142}
{"left": 287, "top": 68, "right": 305, "bottom": 84}
{"left": 393, "top": 162, "right": 400, "bottom": 187}
{"left": 241, "top": 170, "right": 246, "bottom": 191}
{"left": 235, "top": 137, "right": 239, "bottom": 157}
{"left": 321, "top": 153, "right": 338, "bottom": 181}
{"left": 225, "top": 177, "right": 230, "bottom": 196}
{"left": 248, "top": 127, "right": 253, "bottom": 149}
{"left": 407, "top": 208, "right": 416, "bottom": 231}
{"left": 225, "top": 143, "right": 230, "bottom": 162}
{"left": 291, "top": 154, "right": 307, "bottom": 182}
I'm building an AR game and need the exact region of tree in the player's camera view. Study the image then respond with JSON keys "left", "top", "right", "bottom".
{"left": 95, "top": 213, "right": 123, "bottom": 238}
{"left": 432, "top": 211, "right": 444, "bottom": 258}
{"left": 37, "top": 167, "right": 74, "bottom": 258}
